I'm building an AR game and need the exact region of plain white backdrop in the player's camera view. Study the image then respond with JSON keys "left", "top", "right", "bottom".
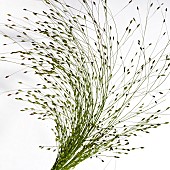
{"left": 0, "top": 0, "right": 170, "bottom": 170}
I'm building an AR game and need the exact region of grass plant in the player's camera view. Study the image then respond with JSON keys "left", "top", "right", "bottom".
{"left": 0, "top": 0, "right": 170, "bottom": 169}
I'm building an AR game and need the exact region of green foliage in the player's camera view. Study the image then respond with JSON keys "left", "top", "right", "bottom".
{"left": 0, "top": 0, "right": 170, "bottom": 169}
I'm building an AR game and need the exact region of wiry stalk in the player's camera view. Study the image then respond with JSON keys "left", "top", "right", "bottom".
{"left": 0, "top": 0, "right": 170, "bottom": 169}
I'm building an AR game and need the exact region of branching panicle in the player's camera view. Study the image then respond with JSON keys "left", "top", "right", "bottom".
{"left": 0, "top": 0, "right": 170, "bottom": 169}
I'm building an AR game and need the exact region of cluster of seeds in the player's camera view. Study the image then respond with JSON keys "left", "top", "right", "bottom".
{"left": 0, "top": 0, "right": 170, "bottom": 169}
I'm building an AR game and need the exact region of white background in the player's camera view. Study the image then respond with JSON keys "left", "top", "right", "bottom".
{"left": 0, "top": 0, "right": 170, "bottom": 170}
